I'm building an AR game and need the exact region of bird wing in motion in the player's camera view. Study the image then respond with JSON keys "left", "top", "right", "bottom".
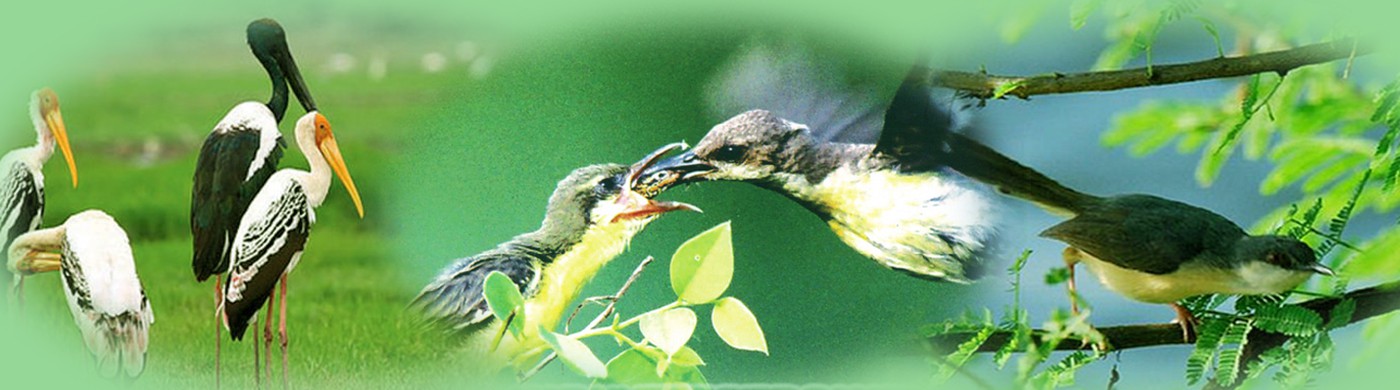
{"left": 1040, "top": 195, "right": 1242, "bottom": 275}
{"left": 191, "top": 105, "right": 284, "bottom": 281}
{"left": 412, "top": 250, "right": 539, "bottom": 333}
{"left": 871, "top": 69, "right": 960, "bottom": 173}
{"left": 222, "top": 176, "right": 309, "bottom": 340}
{"left": 58, "top": 211, "right": 154, "bottom": 378}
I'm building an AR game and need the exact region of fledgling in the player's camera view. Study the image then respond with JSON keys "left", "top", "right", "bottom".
{"left": 412, "top": 143, "right": 700, "bottom": 358}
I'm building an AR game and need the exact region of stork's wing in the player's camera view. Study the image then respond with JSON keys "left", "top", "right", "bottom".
{"left": 191, "top": 121, "right": 283, "bottom": 282}
{"left": 411, "top": 250, "right": 539, "bottom": 333}
{"left": 222, "top": 177, "right": 308, "bottom": 340}
{"left": 1, "top": 158, "right": 43, "bottom": 252}
{"left": 57, "top": 211, "right": 153, "bottom": 378}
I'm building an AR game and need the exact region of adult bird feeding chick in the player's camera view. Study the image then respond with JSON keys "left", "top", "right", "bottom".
{"left": 935, "top": 117, "right": 1335, "bottom": 341}
{"left": 412, "top": 142, "right": 700, "bottom": 358}
{"left": 8, "top": 210, "right": 153, "bottom": 378}
{"left": 639, "top": 68, "right": 996, "bottom": 283}
{"left": 3, "top": 88, "right": 78, "bottom": 299}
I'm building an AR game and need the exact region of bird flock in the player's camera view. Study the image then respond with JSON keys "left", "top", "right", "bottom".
{"left": 3, "top": 16, "right": 1339, "bottom": 386}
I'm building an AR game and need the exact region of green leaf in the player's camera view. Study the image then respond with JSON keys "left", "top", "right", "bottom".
{"left": 641, "top": 307, "right": 698, "bottom": 357}
{"left": 940, "top": 325, "right": 994, "bottom": 379}
{"left": 1186, "top": 317, "right": 1228, "bottom": 384}
{"left": 712, "top": 297, "right": 768, "bottom": 355}
{"left": 671, "top": 222, "right": 734, "bottom": 303}
{"left": 1254, "top": 305, "right": 1323, "bottom": 337}
{"left": 992, "top": 80, "right": 1026, "bottom": 99}
{"left": 1043, "top": 267, "right": 1070, "bottom": 285}
{"left": 1326, "top": 299, "right": 1356, "bottom": 330}
{"left": 603, "top": 348, "right": 664, "bottom": 385}
{"left": 1215, "top": 318, "right": 1254, "bottom": 385}
{"left": 482, "top": 271, "right": 525, "bottom": 337}
{"left": 1069, "top": 0, "right": 1102, "bottom": 30}
{"left": 540, "top": 327, "right": 607, "bottom": 379}
{"left": 671, "top": 346, "right": 706, "bottom": 367}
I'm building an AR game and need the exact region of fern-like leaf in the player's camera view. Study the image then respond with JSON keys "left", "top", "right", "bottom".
{"left": 1253, "top": 305, "right": 1323, "bottom": 337}
{"left": 1186, "top": 317, "right": 1229, "bottom": 384}
{"left": 1214, "top": 318, "right": 1254, "bottom": 385}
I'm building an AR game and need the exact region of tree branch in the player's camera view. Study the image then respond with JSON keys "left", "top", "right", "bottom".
{"left": 927, "top": 280, "right": 1400, "bottom": 355}
{"left": 921, "top": 39, "right": 1367, "bottom": 99}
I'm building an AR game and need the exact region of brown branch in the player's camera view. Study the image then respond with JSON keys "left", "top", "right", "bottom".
{"left": 922, "top": 39, "right": 1368, "bottom": 99}
{"left": 519, "top": 256, "right": 655, "bottom": 381}
{"left": 927, "top": 280, "right": 1400, "bottom": 355}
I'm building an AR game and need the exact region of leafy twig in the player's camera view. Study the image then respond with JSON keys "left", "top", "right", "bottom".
{"left": 519, "top": 256, "right": 655, "bottom": 381}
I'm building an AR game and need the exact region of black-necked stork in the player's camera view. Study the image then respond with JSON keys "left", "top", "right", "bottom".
{"left": 3, "top": 88, "right": 77, "bottom": 304}
{"left": 221, "top": 111, "right": 362, "bottom": 386}
{"left": 190, "top": 18, "right": 315, "bottom": 383}
{"left": 7, "top": 210, "right": 153, "bottom": 378}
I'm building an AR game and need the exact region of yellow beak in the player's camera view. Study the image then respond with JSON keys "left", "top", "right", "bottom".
{"left": 318, "top": 136, "right": 364, "bottom": 218}
{"left": 44, "top": 109, "right": 77, "bottom": 188}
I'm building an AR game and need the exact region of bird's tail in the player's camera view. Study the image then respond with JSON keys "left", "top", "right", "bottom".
{"left": 85, "top": 307, "right": 154, "bottom": 378}
{"left": 941, "top": 133, "right": 1096, "bottom": 216}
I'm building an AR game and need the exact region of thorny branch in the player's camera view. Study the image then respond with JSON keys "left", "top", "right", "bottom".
{"left": 518, "top": 256, "right": 655, "bottom": 381}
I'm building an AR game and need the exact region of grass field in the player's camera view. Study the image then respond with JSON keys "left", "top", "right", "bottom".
{"left": 1, "top": 21, "right": 490, "bottom": 388}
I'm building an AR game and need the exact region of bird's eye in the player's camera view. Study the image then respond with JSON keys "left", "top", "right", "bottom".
{"left": 711, "top": 145, "right": 748, "bottom": 162}
{"left": 596, "top": 175, "right": 622, "bottom": 195}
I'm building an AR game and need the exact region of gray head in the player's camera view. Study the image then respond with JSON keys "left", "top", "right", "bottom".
{"left": 536, "top": 145, "right": 702, "bottom": 250}
{"left": 640, "top": 110, "right": 817, "bottom": 186}
{"left": 1234, "top": 236, "right": 1332, "bottom": 275}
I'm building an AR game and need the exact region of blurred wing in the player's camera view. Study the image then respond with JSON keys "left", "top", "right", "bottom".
{"left": 58, "top": 213, "right": 154, "bottom": 378}
{"left": 705, "top": 39, "right": 886, "bottom": 144}
{"left": 872, "top": 69, "right": 960, "bottom": 172}
{"left": 411, "top": 251, "right": 539, "bottom": 333}
{"left": 222, "top": 177, "right": 309, "bottom": 340}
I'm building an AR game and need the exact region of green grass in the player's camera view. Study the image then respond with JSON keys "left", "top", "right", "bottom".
{"left": 2, "top": 24, "right": 489, "bottom": 388}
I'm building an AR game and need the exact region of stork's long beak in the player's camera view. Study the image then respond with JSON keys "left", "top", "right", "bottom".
{"left": 638, "top": 149, "right": 716, "bottom": 190}
{"left": 277, "top": 44, "right": 317, "bottom": 113}
{"left": 44, "top": 108, "right": 77, "bottom": 188}
{"left": 318, "top": 135, "right": 364, "bottom": 218}
{"left": 8, "top": 248, "right": 61, "bottom": 276}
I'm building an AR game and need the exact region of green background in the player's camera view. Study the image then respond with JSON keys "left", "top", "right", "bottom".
{"left": 3, "top": 0, "right": 1400, "bottom": 388}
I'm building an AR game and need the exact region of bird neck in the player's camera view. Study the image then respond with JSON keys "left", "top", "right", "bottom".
{"left": 27, "top": 98, "right": 54, "bottom": 164}
{"left": 256, "top": 50, "right": 290, "bottom": 123}
{"left": 295, "top": 137, "right": 332, "bottom": 208}
{"left": 753, "top": 141, "right": 872, "bottom": 216}
{"left": 523, "top": 221, "right": 641, "bottom": 341}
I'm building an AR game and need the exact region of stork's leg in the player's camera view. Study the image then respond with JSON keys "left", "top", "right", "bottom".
{"left": 263, "top": 292, "right": 274, "bottom": 382}
{"left": 15, "top": 276, "right": 24, "bottom": 312}
{"left": 1061, "top": 247, "right": 1082, "bottom": 315}
{"left": 253, "top": 316, "right": 261, "bottom": 388}
{"left": 279, "top": 274, "right": 289, "bottom": 389}
{"left": 214, "top": 280, "right": 222, "bottom": 390}
{"left": 1171, "top": 303, "right": 1198, "bottom": 343}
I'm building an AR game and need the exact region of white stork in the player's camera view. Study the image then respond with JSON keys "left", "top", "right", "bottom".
{"left": 221, "top": 111, "right": 362, "bottom": 386}
{"left": 7, "top": 210, "right": 153, "bottom": 378}
{"left": 190, "top": 18, "right": 316, "bottom": 382}
{"left": 3, "top": 88, "right": 77, "bottom": 305}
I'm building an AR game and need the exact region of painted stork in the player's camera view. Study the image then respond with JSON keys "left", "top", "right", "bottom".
{"left": 190, "top": 18, "right": 316, "bottom": 382}
{"left": 220, "top": 111, "right": 362, "bottom": 385}
{"left": 412, "top": 143, "right": 699, "bottom": 360}
{"left": 3, "top": 88, "right": 77, "bottom": 304}
{"left": 7, "top": 210, "right": 153, "bottom": 378}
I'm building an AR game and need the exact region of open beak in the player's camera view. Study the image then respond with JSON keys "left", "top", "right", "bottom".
{"left": 318, "top": 135, "right": 364, "bottom": 218}
{"left": 610, "top": 142, "right": 703, "bottom": 223}
{"left": 1307, "top": 263, "right": 1336, "bottom": 276}
{"left": 44, "top": 109, "right": 77, "bottom": 188}
{"left": 637, "top": 149, "right": 717, "bottom": 190}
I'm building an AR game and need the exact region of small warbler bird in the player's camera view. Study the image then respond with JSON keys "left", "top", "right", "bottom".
{"left": 412, "top": 142, "right": 700, "bottom": 357}
{"left": 938, "top": 124, "right": 1335, "bottom": 340}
